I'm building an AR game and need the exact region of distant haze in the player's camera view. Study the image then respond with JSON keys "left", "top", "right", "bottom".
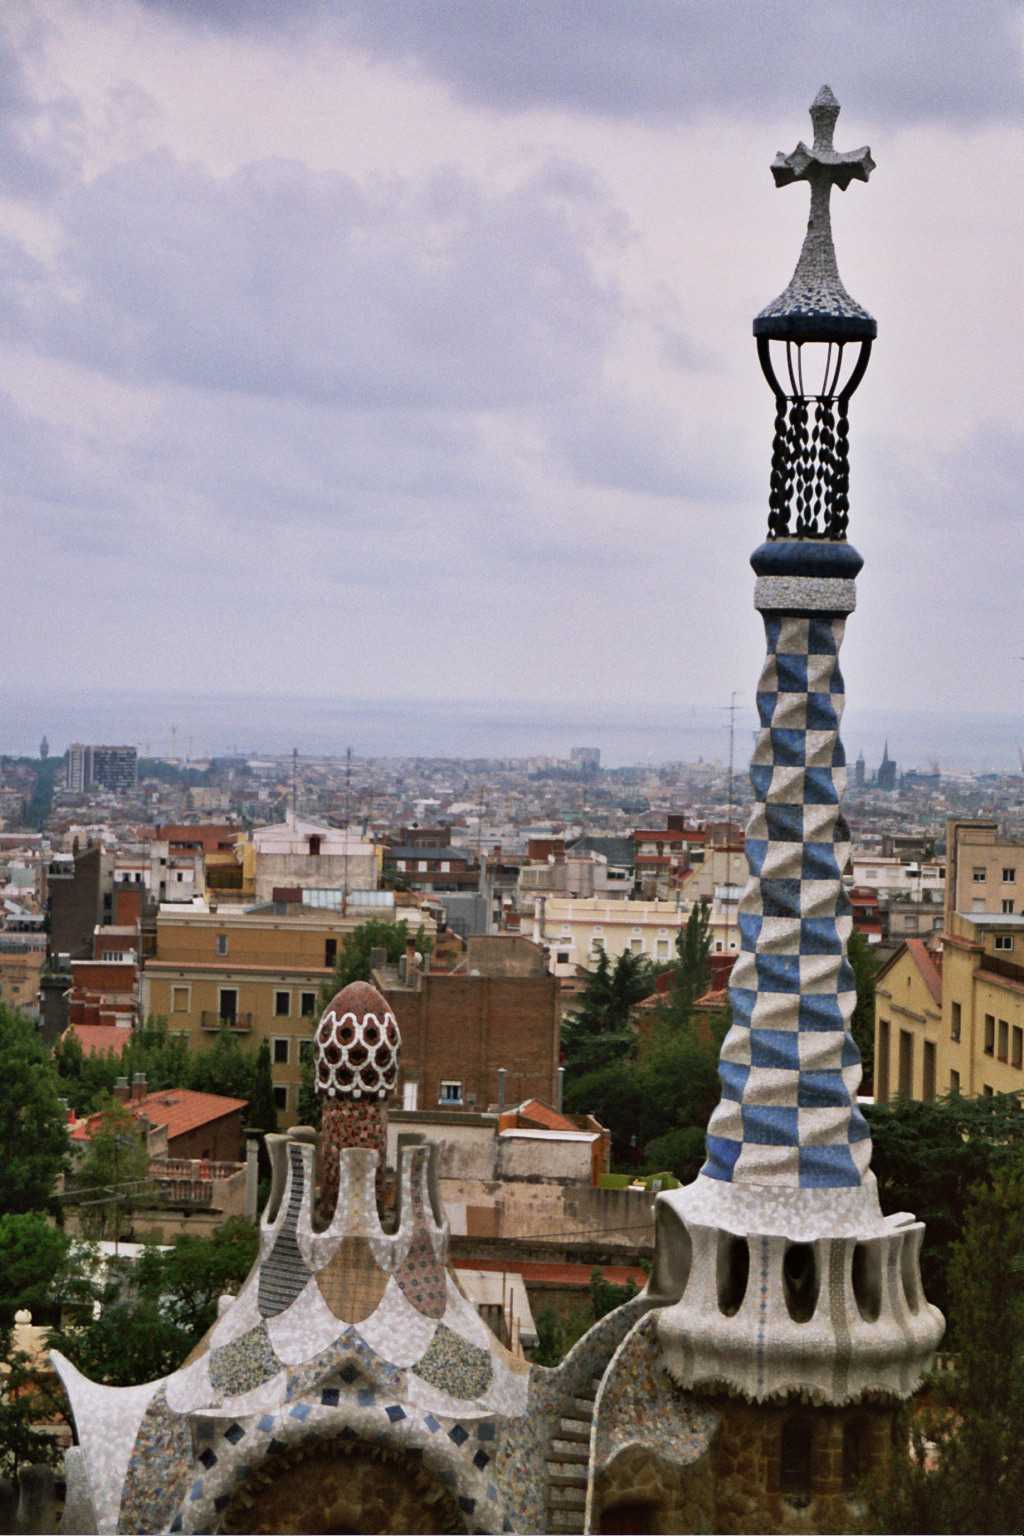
{"left": 2, "top": 689, "right": 1021, "bottom": 775}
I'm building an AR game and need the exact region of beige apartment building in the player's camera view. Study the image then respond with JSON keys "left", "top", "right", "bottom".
{"left": 874, "top": 818, "right": 1024, "bottom": 1106}
{"left": 532, "top": 894, "right": 742, "bottom": 979}
{"left": 142, "top": 899, "right": 436, "bottom": 1125}
{"left": 944, "top": 817, "right": 1024, "bottom": 925}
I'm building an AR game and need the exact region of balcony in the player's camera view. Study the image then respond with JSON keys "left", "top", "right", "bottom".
{"left": 200, "top": 1010, "right": 253, "bottom": 1032}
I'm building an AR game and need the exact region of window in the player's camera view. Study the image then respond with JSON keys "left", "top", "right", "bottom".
{"left": 1003, "top": 900, "right": 1015, "bottom": 914}
{"left": 299, "top": 1039, "right": 313, "bottom": 1064}
{"left": 440, "top": 861, "right": 450, "bottom": 872}
{"left": 984, "top": 1014, "right": 995, "bottom": 1056}
{"left": 629, "top": 938, "right": 643, "bottom": 954}
{"left": 171, "top": 985, "right": 190, "bottom": 1013}
{"left": 998, "top": 1019, "right": 1009, "bottom": 1062}
{"left": 300, "top": 991, "right": 317, "bottom": 1017}
{"left": 983, "top": 1083, "right": 994, "bottom": 1097}
{"left": 273, "top": 1085, "right": 288, "bottom": 1111}
{"left": 308, "top": 835, "right": 322, "bottom": 856}
{"left": 973, "top": 867, "right": 987, "bottom": 883}
{"left": 995, "top": 935, "right": 1014, "bottom": 952}
{"left": 219, "top": 987, "right": 238, "bottom": 1023}
{"left": 216, "top": 934, "right": 229, "bottom": 956}
{"left": 898, "top": 1030, "right": 913, "bottom": 1097}
{"left": 418, "top": 860, "right": 427, "bottom": 872}
{"left": 439, "top": 1081, "right": 462, "bottom": 1104}
{"left": 1003, "top": 868, "right": 1016, "bottom": 883}
{"left": 273, "top": 1038, "right": 289, "bottom": 1065}
{"left": 656, "top": 939, "right": 670, "bottom": 961}
{"left": 923, "top": 1041, "right": 936, "bottom": 1102}
{"left": 951, "top": 1002, "right": 962, "bottom": 1042}
{"left": 403, "top": 1081, "right": 419, "bottom": 1111}
{"left": 396, "top": 860, "right": 406, "bottom": 872}
{"left": 274, "top": 991, "right": 290, "bottom": 1017}
{"left": 1013, "top": 1026, "right": 1023, "bottom": 1070}
{"left": 556, "top": 950, "right": 571, "bottom": 965}
{"left": 950, "top": 1068, "right": 960, "bottom": 1094}
{"left": 325, "top": 939, "right": 337, "bottom": 968}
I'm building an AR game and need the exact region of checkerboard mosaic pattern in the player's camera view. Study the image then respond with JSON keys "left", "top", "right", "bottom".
{"left": 703, "top": 612, "right": 871, "bottom": 1188}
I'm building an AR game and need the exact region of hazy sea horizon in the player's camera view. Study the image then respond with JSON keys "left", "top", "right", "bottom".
{"left": 1, "top": 689, "right": 1021, "bottom": 775}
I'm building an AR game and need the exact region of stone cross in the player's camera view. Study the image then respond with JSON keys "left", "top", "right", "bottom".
{"left": 755, "top": 85, "right": 876, "bottom": 335}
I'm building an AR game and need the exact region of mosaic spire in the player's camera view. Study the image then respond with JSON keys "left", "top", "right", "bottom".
{"left": 654, "top": 89, "right": 943, "bottom": 1406}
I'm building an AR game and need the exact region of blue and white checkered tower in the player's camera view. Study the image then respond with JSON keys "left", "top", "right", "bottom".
{"left": 653, "top": 89, "right": 943, "bottom": 1405}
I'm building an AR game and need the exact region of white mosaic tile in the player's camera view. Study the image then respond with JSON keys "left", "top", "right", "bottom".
{"left": 355, "top": 1276, "right": 438, "bottom": 1366}
{"left": 267, "top": 1278, "right": 346, "bottom": 1365}
{"left": 49, "top": 1351, "right": 163, "bottom": 1535}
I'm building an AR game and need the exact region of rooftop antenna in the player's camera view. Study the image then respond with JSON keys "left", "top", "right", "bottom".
{"left": 343, "top": 746, "right": 352, "bottom": 913}
{"left": 291, "top": 747, "right": 298, "bottom": 822}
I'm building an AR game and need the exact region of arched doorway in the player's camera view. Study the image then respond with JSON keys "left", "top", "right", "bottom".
{"left": 215, "top": 1438, "right": 465, "bottom": 1535}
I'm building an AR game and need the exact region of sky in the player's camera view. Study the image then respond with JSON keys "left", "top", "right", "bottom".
{"left": 2, "top": 1, "right": 1023, "bottom": 735}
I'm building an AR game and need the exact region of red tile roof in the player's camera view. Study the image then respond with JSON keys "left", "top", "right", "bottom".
{"left": 906, "top": 939, "right": 943, "bottom": 1009}
{"left": 62, "top": 1024, "right": 131, "bottom": 1058}
{"left": 454, "top": 1257, "right": 647, "bottom": 1289}
{"left": 70, "top": 1089, "right": 247, "bottom": 1143}
{"left": 500, "top": 1099, "right": 578, "bottom": 1133}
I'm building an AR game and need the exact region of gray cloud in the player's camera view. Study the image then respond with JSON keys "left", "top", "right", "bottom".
{"left": 4, "top": 151, "right": 622, "bottom": 411}
{"left": 139, "top": 0, "right": 1024, "bottom": 124}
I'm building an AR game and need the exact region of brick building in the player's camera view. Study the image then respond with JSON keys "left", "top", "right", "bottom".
{"left": 375, "top": 935, "right": 560, "bottom": 1111}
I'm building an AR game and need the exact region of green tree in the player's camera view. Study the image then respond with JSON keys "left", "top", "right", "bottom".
{"left": 186, "top": 1029, "right": 257, "bottom": 1102}
{"left": 868, "top": 1167, "right": 1024, "bottom": 1534}
{"left": 0, "top": 1005, "right": 69, "bottom": 1214}
{"left": 297, "top": 1049, "right": 320, "bottom": 1129}
{"left": 0, "top": 1214, "right": 75, "bottom": 1328}
{"left": 561, "top": 949, "right": 654, "bottom": 1075}
{"left": 159, "top": 1217, "right": 259, "bottom": 1338}
{"left": 318, "top": 919, "right": 432, "bottom": 1008}
{"left": 247, "top": 1040, "right": 278, "bottom": 1134}
{"left": 664, "top": 902, "right": 712, "bottom": 1025}
{"left": 68, "top": 1099, "right": 151, "bottom": 1240}
{"left": 847, "top": 929, "right": 878, "bottom": 1094}
{"left": 865, "top": 1091, "right": 1024, "bottom": 1325}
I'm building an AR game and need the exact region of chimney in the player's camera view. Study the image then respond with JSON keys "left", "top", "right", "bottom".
{"left": 497, "top": 1067, "right": 507, "bottom": 1111}
{"left": 114, "top": 1075, "right": 130, "bottom": 1102}
{"left": 556, "top": 1066, "right": 565, "bottom": 1113}
{"left": 131, "top": 1071, "right": 147, "bottom": 1102}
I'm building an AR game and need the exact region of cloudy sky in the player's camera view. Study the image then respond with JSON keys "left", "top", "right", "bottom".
{"left": 2, "top": 0, "right": 1022, "bottom": 737}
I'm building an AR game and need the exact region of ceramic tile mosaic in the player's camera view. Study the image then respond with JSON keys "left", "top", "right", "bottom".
{"left": 412, "top": 1323, "right": 493, "bottom": 1399}
{"left": 258, "top": 1145, "right": 311, "bottom": 1318}
{"left": 48, "top": 1352, "right": 163, "bottom": 1535}
{"left": 208, "top": 1268, "right": 262, "bottom": 1351}
{"left": 355, "top": 1276, "right": 438, "bottom": 1367}
{"left": 592, "top": 1314, "right": 717, "bottom": 1473}
{"left": 207, "top": 1322, "right": 281, "bottom": 1397}
{"left": 266, "top": 1276, "right": 344, "bottom": 1365}
{"left": 164, "top": 1351, "right": 218, "bottom": 1415}
{"left": 117, "top": 1386, "right": 194, "bottom": 1535}
{"left": 317, "top": 1234, "right": 389, "bottom": 1322}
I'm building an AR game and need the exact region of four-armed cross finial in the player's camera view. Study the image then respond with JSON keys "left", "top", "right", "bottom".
{"left": 754, "top": 85, "right": 877, "bottom": 341}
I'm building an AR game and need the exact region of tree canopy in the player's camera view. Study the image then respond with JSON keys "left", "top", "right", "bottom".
{"left": 67, "top": 1099, "right": 152, "bottom": 1241}
{"left": 561, "top": 948, "right": 654, "bottom": 1076}
{"left": 55, "top": 1020, "right": 264, "bottom": 1118}
{"left": 0, "top": 1004, "right": 68, "bottom": 1214}
{"left": 316, "top": 918, "right": 432, "bottom": 1009}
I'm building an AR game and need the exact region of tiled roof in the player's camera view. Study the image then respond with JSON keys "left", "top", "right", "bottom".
{"left": 63, "top": 1024, "right": 131, "bottom": 1058}
{"left": 71, "top": 1089, "right": 248, "bottom": 1143}
{"left": 906, "top": 939, "right": 943, "bottom": 1008}
{"left": 501, "top": 1098, "right": 578, "bottom": 1133}
{"left": 455, "top": 1257, "right": 647, "bottom": 1289}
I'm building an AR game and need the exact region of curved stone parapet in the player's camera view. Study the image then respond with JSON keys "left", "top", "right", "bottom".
{"left": 654, "top": 1202, "right": 943, "bottom": 1405}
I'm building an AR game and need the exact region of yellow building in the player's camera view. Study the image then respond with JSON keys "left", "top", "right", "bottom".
{"left": 875, "top": 916, "right": 1024, "bottom": 1104}
{"left": 944, "top": 816, "right": 1024, "bottom": 926}
{"left": 141, "top": 898, "right": 436, "bottom": 1126}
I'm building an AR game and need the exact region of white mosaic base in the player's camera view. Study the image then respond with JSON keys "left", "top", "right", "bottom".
{"left": 754, "top": 575, "right": 857, "bottom": 613}
{"left": 267, "top": 1278, "right": 345, "bottom": 1365}
{"left": 355, "top": 1276, "right": 439, "bottom": 1366}
{"left": 49, "top": 1352, "right": 163, "bottom": 1534}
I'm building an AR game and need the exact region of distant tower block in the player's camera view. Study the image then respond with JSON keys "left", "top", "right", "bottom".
{"left": 314, "top": 979, "right": 400, "bottom": 1223}
{"left": 39, "top": 734, "right": 49, "bottom": 760}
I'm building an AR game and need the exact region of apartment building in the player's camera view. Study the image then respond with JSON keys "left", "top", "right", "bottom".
{"left": 944, "top": 817, "right": 1024, "bottom": 926}
{"left": 141, "top": 899, "right": 437, "bottom": 1125}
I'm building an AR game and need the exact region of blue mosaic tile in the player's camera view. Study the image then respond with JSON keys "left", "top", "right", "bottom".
{"left": 290, "top": 1402, "right": 311, "bottom": 1421}
{"left": 199, "top": 1448, "right": 217, "bottom": 1470}
{"left": 257, "top": 1414, "right": 275, "bottom": 1432}
{"left": 473, "top": 1449, "right": 490, "bottom": 1470}
{"left": 189, "top": 1480, "right": 204, "bottom": 1502}
{"left": 385, "top": 1404, "right": 406, "bottom": 1423}
{"left": 224, "top": 1423, "right": 245, "bottom": 1445}
{"left": 423, "top": 1413, "right": 441, "bottom": 1433}
{"left": 459, "top": 1496, "right": 476, "bottom": 1514}
{"left": 477, "top": 1421, "right": 496, "bottom": 1441}
{"left": 449, "top": 1424, "right": 468, "bottom": 1446}
{"left": 357, "top": 1388, "right": 375, "bottom": 1407}
{"left": 339, "top": 1362, "right": 359, "bottom": 1384}
{"left": 487, "top": 1482, "right": 498, "bottom": 1502}
{"left": 321, "top": 1387, "right": 340, "bottom": 1406}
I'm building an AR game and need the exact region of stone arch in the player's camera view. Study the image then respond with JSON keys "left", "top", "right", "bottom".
{"left": 214, "top": 1436, "right": 465, "bottom": 1535}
